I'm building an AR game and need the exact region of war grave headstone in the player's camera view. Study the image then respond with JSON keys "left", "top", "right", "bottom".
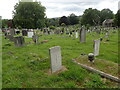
{"left": 28, "top": 31, "right": 34, "bottom": 38}
{"left": 80, "top": 28, "right": 86, "bottom": 43}
{"left": 32, "top": 35, "right": 39, "bottom": 44}
{"left": 49, "top": 46, "right": 62, "bottom": 73}
{"left": 14, "top": 36, "right": 25, "bottom": 47}
{"left": 94, "top": 39, "right": 100, "bottom": 56}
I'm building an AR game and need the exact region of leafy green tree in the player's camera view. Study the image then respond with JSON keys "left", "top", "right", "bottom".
{"left": 68, "top": 13, "right": 79, "bottom": 25}
{"left": 13, "top": 1, "right": 46, "bottom": 29}
{"left": 100, "top": 9, "right": 114, "bottom": 24}
{"left": 114, "top": 10, "right": 120, "bottom": 27}
{"left": 59, "top": 16, "right": 69, "bottom": 25}
{"left": 81, "top": 8, "right": 101, "bottom": 26}
{"left": 2, "top": 19, "right": 9, "bottom": 28}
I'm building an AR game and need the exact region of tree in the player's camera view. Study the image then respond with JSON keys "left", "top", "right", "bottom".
{"left": 81, "top": 8, "right": 101, "bottom": 26}
{"left": 114, "top": 10, "right": 120, "bottom": 27}
{"left": 13, "top": 1, "right": 46, "bottom": 29}
{"left": 100, "top": 9, "right": 114, "bottom": 23}
{"left": 59, "top": 16, "right": 69, "bottom": 25}
{"left": 68, "top": 13, "right": 79, "bottom": 25}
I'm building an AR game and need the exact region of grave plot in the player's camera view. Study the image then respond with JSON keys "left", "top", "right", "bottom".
{"left": 73, "top": 55, "right": 119, "bottom": 82}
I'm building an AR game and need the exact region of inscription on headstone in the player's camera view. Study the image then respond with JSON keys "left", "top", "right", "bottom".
{"left": 49, "top": 46, "right": 62, "bottom": 73}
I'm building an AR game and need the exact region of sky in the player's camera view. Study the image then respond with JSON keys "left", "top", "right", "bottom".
{"left": 0, "top": 0, "right": 119, "bottom": 19}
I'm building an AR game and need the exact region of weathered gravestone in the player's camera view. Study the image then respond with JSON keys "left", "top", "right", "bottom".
{"left": 9, "top": 29, "right": 15, "bottom": 36}
{"left": 22, "top": 30, "right": 27, "bottom": 36}
{"left": 32, "top": 35, "right": 39, "bottom": 44}
{"left": 6, "top": 35, "right": 14, "bottom": 41}
{"left": 14, "top": 36, "right": 25, "bottom": 47}
{"left": 49, "top": 46, "right": 62, "bottom": 73}
{"left": 94, "top": 39, "right": 100, "bottom": 56}
{"left": 80, "top": 29, "right": 86, "bottom": 43}
{"left": 28, "top": 31, "right": 34, "bottom": 38}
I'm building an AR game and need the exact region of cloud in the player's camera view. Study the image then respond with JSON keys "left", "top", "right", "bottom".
{"left": 0, "top": 0, "right": 119, "bottom": 19}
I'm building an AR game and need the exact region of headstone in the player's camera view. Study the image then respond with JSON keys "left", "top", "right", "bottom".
{"left": 9, "top": 29, "right": 15, "bottom": 36}
{"left": 32, "top": 35, "right": 39, "bottom": 44}
{"left": 28, "top": 31, "right": 34, "bottom": 38}
{"left": 49, "top": 46, "right": 62, "bottom": 73}
{"left": 80, "top": 29, "right": 86, "bottom": 43}
{"left": 14, "top": 36, "right": 25, "bottom": 47}
{"left": 75, "top": 32, "right": 78, "bottom": 38}
{"left": 6, "top": 35, "right": 14, "bottom": 41}
{"left": 94, "top": 39, "right": 100, "bottom": 56}
{"left": 22, "top": 30, "right": 27, "bottom": 36}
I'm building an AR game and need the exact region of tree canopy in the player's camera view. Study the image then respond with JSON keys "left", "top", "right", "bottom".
{"left": 13, "top": 1, "right": 46, "bottom": 29}
{"left": 68, "top": 13, "right": 79, "bottom": 25}
{"left": 114, "top": 10, "right": 120, "bottom": 27}
{"left": 100, "top": 9, "right": 114, "bottom": 23}
{"left": 81, "top": 8, "right": 101, "bottom": 26}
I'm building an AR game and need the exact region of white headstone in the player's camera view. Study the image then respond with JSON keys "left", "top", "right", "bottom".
{"left": 49, "top": 46, "right": 62, "bottom": 73}
{"left": 94, "top": 39, "right": 100, "bottom": 56}
{"left": 28, "top": 32, "right": 34, "bottom": 38}
{"left": 75, "top": 32, "right": 78, "bottom": 38}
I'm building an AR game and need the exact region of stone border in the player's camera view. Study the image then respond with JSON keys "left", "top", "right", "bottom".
{"left": 72, "top": 59, "right": 120, "bottom": 83}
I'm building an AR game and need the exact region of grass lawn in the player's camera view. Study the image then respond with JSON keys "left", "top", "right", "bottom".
{"left": 2, "top": 29, "right": 119, "bottom": 88}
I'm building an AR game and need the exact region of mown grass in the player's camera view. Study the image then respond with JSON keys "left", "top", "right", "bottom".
{"left": 2, "top": 29, "right": 119, "bottom": 88}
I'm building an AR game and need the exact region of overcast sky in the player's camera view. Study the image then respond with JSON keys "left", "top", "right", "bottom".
{"left": 0, "top": 0, "right": 119, "bottom": 19}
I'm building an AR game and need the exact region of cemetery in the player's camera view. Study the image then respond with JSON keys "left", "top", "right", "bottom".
{"left": 1, "top": 26, "right": 119, "bottom": 88}
{"left": 0, "top": 0, "right": 120, "bottom": 89}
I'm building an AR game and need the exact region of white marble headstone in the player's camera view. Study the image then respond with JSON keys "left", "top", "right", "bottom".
{"left": 28, "top": 32, "right": 34, "bottom": 38}
{"left": 75, "top": 32, "right": 78, "bottom": 38}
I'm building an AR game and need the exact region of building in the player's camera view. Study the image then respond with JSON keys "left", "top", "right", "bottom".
{"left": 102, "top": 19, "right": 114, "bottom": 27}
{"left": 20, "top": 0, "right": 33, "bottom": 2}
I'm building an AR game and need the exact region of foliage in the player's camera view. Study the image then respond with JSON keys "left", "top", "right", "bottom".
{"left": 59, "top": 16, "right": 69, "bottom": 25}
{"left": 100, "top": 9, "right": 114, "bottom": 24}
{"left": 49, "top": 25, "right": 55, "bottom": 30}
{"left": 68, "top": 13, "right": 79, "bottom": 25}
{"left": 114, "top": 10, "right": 120, "bottom": 27}
{"left": 81, "top": 8, "right": 101, "bottom": 26}
{"left": 13, "top": 1, "right": 46, "bottom": 29}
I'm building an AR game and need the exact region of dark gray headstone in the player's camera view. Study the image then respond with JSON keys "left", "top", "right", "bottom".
{"left": 22, "top": 30, "right": 27, "bottom": 36}
{"left": 32, "top": 35, "right": 39, "bottom": 44}
{"left": 80, "top": 29, "right": 86, "bottom": 43}
{"left": 14, "top": 36, "right": 25, "bottom": 47}
{"left": 9, "top": 29, "right": 15, "bottom": 36}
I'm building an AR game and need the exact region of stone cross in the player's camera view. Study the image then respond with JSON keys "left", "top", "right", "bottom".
{"left": 94, "top": 39, "right": 100, "bottom": 56}
{"left": 80, "top": 29, "right": 86, "bottom": 43}
{"left": 49, "top": 46, "right": 62, "bottom": 73}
